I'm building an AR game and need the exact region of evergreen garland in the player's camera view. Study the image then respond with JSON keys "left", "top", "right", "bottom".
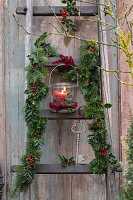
{"left": 11, "top": 33, "right": 117, "bottom": 197}
{"left": 80, "top": 43, "right": 117, "bottom": 173}
{"left": 58, "top": 41, "right": 117, "bottom": 174}
{"left": 11, "top": 33, "right": 58, "bottom": 197}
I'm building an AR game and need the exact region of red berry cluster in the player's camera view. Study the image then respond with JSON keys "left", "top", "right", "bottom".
{"left": 32, "top": 65, "right": 38, "bottom": 68}
{"left": 67, "top": 160, "right": 72, "bottom": 164}
{"left": 62, "top": 10, "right": 68, "bottom": 18}
{"left": 31, "top": 86, "right": 36, "bottom": 92}
{"left": 101, "top": 147, "right": 107, "bottom": 156}
{"left": 88, "top": 45, "right": 94, "bottom": 51}
{"left": 27, "top": 155, "right": 34, "bottom": 166}
{"left": 74, "top": 10, "right": 78, "bottom": 14}
{"left": 30, "top": 82, "right": 37, "bottom": 96}
{"left": 97, "top": 121, "right": 100, "bottom": 126}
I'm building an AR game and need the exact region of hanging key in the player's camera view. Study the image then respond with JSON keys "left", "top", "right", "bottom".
{"left": 71, "top": 121, "right": 86, "bottom": 164}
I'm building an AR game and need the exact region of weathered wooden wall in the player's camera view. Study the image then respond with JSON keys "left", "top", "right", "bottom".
{"left": 0, "top": 0, "right": 124, "bottom": 199}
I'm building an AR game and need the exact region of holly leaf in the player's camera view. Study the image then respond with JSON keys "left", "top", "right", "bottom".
{"left": 34, "top": 32, "right": 48, "bottom": 48}
{"left": 104, "top": 103, "right": 112, "bottom": 109}
{"left": 81, "top": 87, "right": 89, "bottom": 95}
{"left": 67, "top": 108, "right": 73, "bottom": 113}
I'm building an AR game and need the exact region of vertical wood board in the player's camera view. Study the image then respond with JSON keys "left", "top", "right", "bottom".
{"left": 99, "top": 0, "right": 120, "bottom": 199}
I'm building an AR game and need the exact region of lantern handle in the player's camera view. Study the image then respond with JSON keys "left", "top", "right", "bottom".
{"left": 49, "top": 63, "right": 79, "bottom": 87}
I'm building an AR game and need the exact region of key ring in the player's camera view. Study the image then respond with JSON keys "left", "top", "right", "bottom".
{"left": 71, "top": 121, "right": 86, "bottom": 134}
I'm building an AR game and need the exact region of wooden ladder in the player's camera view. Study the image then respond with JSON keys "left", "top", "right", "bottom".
{"left": 11, "top": 1, "right": 121, "bottom": 199}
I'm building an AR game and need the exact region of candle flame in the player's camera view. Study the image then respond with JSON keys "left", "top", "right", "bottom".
{"left": 61, "top": 87, "right": 66, "bottom": 94}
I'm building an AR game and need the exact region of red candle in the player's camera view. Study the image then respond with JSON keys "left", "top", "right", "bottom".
{"left": 54, "top": 87, "right": 71, "bottom": 100}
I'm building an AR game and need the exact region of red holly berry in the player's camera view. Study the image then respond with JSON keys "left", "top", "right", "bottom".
{"left": 67, "top": 160, "right": 70, "bottom": 163}
{"left": 102, "top": 152, "right": 105, "bottom": 156}
{"left": 34, "top": 94, "right": 37, "bottom": 96}
{"left": 101, "top": 104, "right": 104, "bottom": 107}
{"left": 74, "top": 10, "right": 78, "bottom": 14}
{"left": 62, "top": 10, "right": 68, "bottom": 18}
{"left": 36, "top": 65, "right": 38, "bottom": 68}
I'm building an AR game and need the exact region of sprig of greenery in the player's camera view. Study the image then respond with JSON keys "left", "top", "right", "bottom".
{"left": 58, "top": 155, "right": 75, "bottom": 167}
{"left": 61, "top": 92, "right": 74, "bottom": 112}
{"left": 61, "top": 0, "right": 79, "bottom": 32}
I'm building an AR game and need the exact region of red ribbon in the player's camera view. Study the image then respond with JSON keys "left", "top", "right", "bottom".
{"left": 78, "top": 106, "right": 82, "bottom": 122}
{"left": 50, "top": 102, "right": 78, "bottom": 113}
{"left": 52, "top": 54, "right": 78, "bottom": 73}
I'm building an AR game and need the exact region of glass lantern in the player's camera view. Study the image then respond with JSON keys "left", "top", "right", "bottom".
{"left": 49, "top": 64, "right": 79, "bottom": 113}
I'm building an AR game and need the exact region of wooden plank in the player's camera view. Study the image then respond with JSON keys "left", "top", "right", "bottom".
{"left": 16, "top": 6, "right": 98, "bottom": 16}
{"left": 0, "top": 1, "right": 5, "bottom": 199}
{"left": 3, "top": 0, "right": 21, "bottom": 200}
{"left": 11, "top": 164, "right": 122, "bottom": 174}
{"left": 98, "top": 0, "right": 120, "bottom": 199}
{"left": 25, "top": 0, "right": 33, "bottom": 67}
{"left": 42, "top": 109, "right": 88, "bottom": 120}
{"left": 0, "top": 0, "right": 5, "bottom": 173}
{"left": 46, "top": 57, "right": 101, "bottom": 67}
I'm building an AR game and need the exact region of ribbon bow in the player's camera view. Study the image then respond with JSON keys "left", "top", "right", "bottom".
{"left": 52, "top": 54, "right": 78, "bottom": 73}
{"left": 50, "top": 102, "right": 78, "bottom": 113}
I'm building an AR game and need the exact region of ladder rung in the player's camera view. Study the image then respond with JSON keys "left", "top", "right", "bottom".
{"left": 16, "top": 6, "right": 98, "bottom": 16}
{"left": 42, "top": 109, "right": 88, "bottom": 120}
{"left": 11, "top": 164, "right": 122, "bottom": 174}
